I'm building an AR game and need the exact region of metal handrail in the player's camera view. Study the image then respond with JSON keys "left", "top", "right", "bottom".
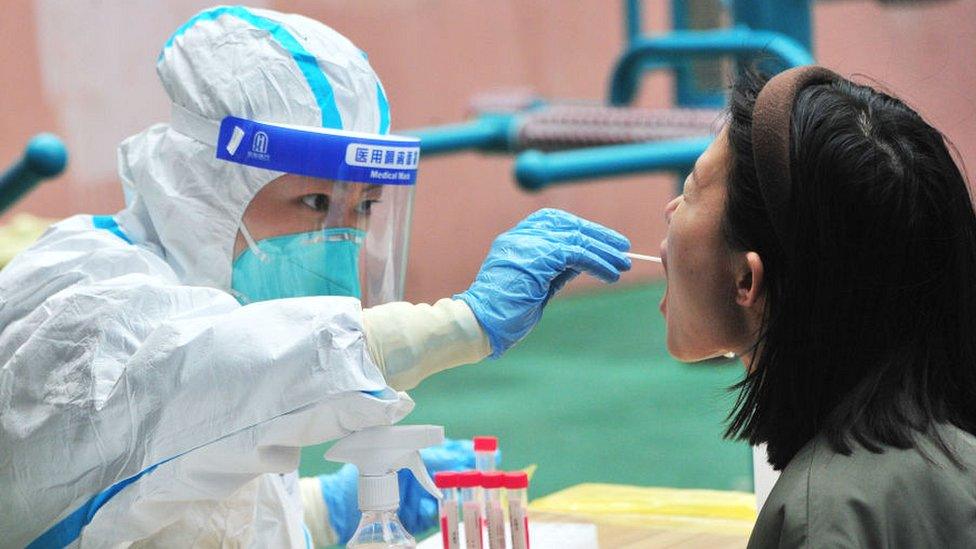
{"left": 0, "top": 134, "right": 68, "bottom": 215}
{"left": 515, "top": 136, "right": 711, "bottom": 191}
{"left": 610, "top": 27, "right": 815, "bottom": 106}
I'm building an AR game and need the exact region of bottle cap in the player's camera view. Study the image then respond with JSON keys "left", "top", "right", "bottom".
{"left": 502, "top": 471, "right": 529, "bottom": 490}
{"left": 434, "top": 471, "right": 460, "bottom": 489}
{"left": 473, "top": 436, "right": 498, "bottom": 452}
{"left": 358, "top": 472, "right": 399, "bottom": 511}
{"left": 480, "top": 471, "right": 504, "bottom": 489}
{"left": 457, "top": 470, "right": 483, "bottom": 488}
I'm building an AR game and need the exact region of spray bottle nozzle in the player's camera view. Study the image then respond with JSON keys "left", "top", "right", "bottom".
{"left": 325, "top": 425, "right": 445, "bottom": 510}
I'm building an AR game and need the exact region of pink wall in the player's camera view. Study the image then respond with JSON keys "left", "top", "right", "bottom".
{"left": 2, "top": 1, "right": 974, "bottom": 302}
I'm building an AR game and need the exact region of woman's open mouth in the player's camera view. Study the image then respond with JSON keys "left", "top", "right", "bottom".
{"left": 659, "top": 241, "right": 668, "bottom": 316}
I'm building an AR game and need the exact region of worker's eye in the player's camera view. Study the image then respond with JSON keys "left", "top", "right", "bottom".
{"left": 356, "top": 199, "right": 381, "bottom": 215}
{"left": 300, "top": 194, "right": 330, "bottom": 212}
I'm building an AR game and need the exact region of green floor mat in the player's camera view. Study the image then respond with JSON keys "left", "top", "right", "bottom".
{"left": 299, "top": 281, "right": 753, "bottom": 497}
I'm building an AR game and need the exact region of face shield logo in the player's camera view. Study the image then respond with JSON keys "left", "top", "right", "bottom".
{"left": 245, "top": 130, "right": 271, "bottom": 162}
{"left": 252, "top": 131, "right": 269, "bottom": 154}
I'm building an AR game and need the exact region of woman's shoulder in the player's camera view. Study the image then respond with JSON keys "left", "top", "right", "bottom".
{"left": 806, "top": 424, "right": 976, "bottom": 493}
{"left": 748, "top": 426, "right": 976, "bottom": 548}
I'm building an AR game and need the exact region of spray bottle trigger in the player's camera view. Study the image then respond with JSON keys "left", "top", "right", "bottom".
{"left": 397, "top": 451, "right": 442, "bottom": 500}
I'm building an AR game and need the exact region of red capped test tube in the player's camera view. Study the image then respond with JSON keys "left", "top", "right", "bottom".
{"left": 473, "top": 436, "right": 497, "bottom": 530}
{"left": 457, "top": 470, "right": 484, "bottom": 549}
{"left": 473, "top": 436, "right": 498, "bottom": 472}
{"left": 480, "top": 472, "right": 505, "bottom": 549}
{"left": 504, "top": 472, "right": 530, "bottom": 549}
{"left": 434, "top": 471, "right": 460, "bottom": 549}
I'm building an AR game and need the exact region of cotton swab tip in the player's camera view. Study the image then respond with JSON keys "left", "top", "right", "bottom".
{"left": 625, "top": 252, "right": 662, "bottom": 263}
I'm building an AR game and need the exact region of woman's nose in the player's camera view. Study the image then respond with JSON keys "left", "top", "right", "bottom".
{"left": 664, "top": 196, "right": 681, "bottom": 223}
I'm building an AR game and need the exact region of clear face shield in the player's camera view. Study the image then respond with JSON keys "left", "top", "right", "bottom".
{"left": 214, "top": 117, "right": 419, "bottom": 307}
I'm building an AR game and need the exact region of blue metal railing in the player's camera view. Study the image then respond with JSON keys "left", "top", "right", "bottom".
{"left": 407, "top": 113, "right": 518, "bottom": 156}
{"left": 625, "top": 0, "right": 643, "bottom": 45}
{"left": 609, "top": 28, "right": 815, "bottom": 106}
{"left": 515, "top": 136, "right": 711, "bottom": 191}
{"left": 0, "top": 134, "right": 68, "bottom": 214}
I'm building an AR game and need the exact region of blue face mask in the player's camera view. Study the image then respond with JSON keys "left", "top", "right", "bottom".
{"left": 231, "top": 228, "right": 364, "bottom": 304}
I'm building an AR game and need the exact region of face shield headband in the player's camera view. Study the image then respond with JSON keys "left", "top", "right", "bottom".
{"left": 214, "top": 116, "right": 420, "bottom": 185}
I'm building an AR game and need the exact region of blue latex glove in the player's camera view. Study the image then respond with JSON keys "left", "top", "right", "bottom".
{"left": 456, "top": 208, "right": 631, "bottom": 358}
{"left": 318, "top": 462, "right": 360, "bottom": 544}
{"left": 396, "top": 439, "right": 482, "bottom": 534}
{"left": 319, "top": 439, "right": 483, "bottom": 543}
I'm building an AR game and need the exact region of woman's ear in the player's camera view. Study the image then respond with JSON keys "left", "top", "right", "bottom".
{"left": 735, "top": 251, "right": 764, "bottom": 308}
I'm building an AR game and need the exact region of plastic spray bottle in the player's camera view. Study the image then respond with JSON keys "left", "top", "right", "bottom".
{"left": 326, "top": 425, "right": 444, "bottom": 549}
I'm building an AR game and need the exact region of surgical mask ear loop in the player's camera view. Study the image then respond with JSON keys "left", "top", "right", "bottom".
{"left": 229, "top": 222, "right": 269, "bottom": 305}
{"left": 238, "top": 221, "right": 268, "bottom": 262}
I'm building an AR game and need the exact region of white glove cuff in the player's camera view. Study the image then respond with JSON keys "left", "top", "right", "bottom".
{"left": 363, "top": 298, "right": 491, "bottom": 391}
{"left": 300, "top": 476, "right": 337, "bottom": 548}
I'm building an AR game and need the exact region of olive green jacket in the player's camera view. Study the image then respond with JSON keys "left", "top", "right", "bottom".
{"left": 748, "top": 425, "right": 976, "bottom": 548}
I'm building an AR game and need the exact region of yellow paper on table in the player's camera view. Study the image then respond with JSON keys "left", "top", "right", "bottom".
{"left": 529, "top": 483, "right": 756, "bottom": 536}
{"left": 0, "top": 213, "right": 56, "bottom": 267}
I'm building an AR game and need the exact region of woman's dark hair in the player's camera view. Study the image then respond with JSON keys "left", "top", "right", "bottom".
{"left": 723, "top": 69, "right": 976, "bottom": 470}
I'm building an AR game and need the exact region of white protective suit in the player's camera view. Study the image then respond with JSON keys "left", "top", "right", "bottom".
{"left": 0, "top": 6, "right": 488, "bottom": 548}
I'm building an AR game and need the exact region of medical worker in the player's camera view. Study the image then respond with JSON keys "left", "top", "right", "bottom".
{"left": 0, "top": 6, "right": 631, "bottom": 548}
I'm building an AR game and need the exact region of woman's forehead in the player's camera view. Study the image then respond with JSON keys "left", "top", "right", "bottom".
{"left": 692, "top": 126, "right": 731, "bottom": 191}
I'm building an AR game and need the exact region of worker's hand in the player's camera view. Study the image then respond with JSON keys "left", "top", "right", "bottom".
{"left": 397, "top": 438, "right": 483, "bottom": 533}
{"left": 456, "top": 208, "right": 631, "bottom": 358}
{"left": 316, "top": 462, "right": 362, "bottom": 544}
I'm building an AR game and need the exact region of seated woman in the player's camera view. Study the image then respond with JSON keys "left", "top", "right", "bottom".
{"left": 660, "top": 65, "right": 976, "bottom": 547}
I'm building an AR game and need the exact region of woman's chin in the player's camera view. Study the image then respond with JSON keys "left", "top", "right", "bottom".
{"left": 665, "top": 333, "right": 695, "bottom": 362}
{"left": 668, "top": 349, "right": 698, "bottom": 363}
{"left": 666, "top": 333, "right": 723, "bottom": 363}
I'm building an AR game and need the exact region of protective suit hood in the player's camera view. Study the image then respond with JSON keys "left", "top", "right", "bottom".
{"left": 117, "top": 5, "right": 391, "bottom": 289}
